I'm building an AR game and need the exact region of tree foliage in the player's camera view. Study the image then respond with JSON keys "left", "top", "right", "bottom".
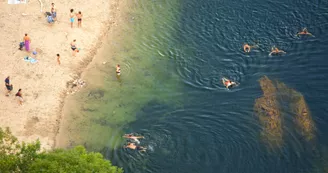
{"left": 0, "top": 127, "right": 123, "bottom": 173}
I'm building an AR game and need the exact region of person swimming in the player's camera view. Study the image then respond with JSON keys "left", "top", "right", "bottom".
{"left": 116, "top": 64, "right": 121, "bottom": 75}
{"left": 296, "top": 28, "right": 313, "bottom": 36}
{"left": 243, "top": 43, "right": 258, "bottom": 53}
{"left": 123, "top": 134, "right": 144, "bottom": 144}
{"left": 269, "top": 46, "right": 286, "bottom": 56}
{"left": 124, "top": 142, "right": 147, "bottom": 152}
{"left": 222, "top": 77, "right": 236, "bottom": 89}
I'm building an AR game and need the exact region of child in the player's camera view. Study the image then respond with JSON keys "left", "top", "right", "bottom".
{"left": 57, "top": 54, "right": 60, "bottom": 65}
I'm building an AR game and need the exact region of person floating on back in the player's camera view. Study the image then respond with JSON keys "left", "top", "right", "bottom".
{"left": 124, "top": 142, "right": 147, "bottom": 152}
{"left": 269, "top": 46, "right": 286, "bottom": 56}
{"left": 243, "top": 43, "right": 258, "bottom": 53}
{"left": 123, "top": 134, "right": 144, "bottom": 144}
{"left": 5, "top": 76, "right": 13, "bottom": 96}
{"left": 222, "top": 77, "right": 236, "bottom": 89}
{"left": 296, "top": 28, "right": 313, "bottom": 36}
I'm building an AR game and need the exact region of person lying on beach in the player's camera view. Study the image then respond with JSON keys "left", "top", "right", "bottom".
{"left": 116, "top": 64, "right": 121, "bottom": 76}
{"left": 70, "top": 40, "right": 79, "bottom": 56}
{"left": 124, "top": 142, "right": 147, "bottom": 152}
{"left": 123, "top": 134, "right": 144, "bottom": 143}
{"left": 296, "top": 28, "right": 313, "bottom": 36}
{"left": 76, "top": 11, "right": 83, "bottom": 28}
{"left": 269, "top": 46, "right": 286, "bottom": 56}
{"left": 5, "top": 76, "right": 13, "bottom": 96}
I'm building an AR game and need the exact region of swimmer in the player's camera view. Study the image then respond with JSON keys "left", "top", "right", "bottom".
{"left": 124, "top": 142, "right": 147, "bottom": 152}
{"left": 116, "top": 64, "right": 121, "bottom": 75}
{"left": 123, "top": 134, "right": 144, "bottom": 144}
{"left": 222, "top": 77, "right": 236, "bottom": 89}
{"left": 296, "top": 28, "right": 313, "bottom": 36}
{"left": 243, "top": 43, "right": 257, "bottom": 53}
{"left": 269, "top": 46, "right": 286, "bottom": 56}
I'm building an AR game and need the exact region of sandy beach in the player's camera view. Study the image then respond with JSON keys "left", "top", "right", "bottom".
{"left": 0, "top": 0, "right": 120, "bottom": 150}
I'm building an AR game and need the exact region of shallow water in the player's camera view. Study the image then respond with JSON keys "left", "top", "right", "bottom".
{"left": 65, "top": 0, "right": 328, "bottom": 172}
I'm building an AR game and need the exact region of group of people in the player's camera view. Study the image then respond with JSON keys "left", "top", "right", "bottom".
{"left": 5, "top": 76, "right": 24, "bottom": 105}
{"left": 223, "top": 28, "right": 313, "bottom": 89}
{"left": 123, "top": 133, "right": 147, "bottom": 152}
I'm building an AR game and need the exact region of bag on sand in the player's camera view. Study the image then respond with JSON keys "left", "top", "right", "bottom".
{"left": 19, "top": 42, "right": 24, "bottom": 50}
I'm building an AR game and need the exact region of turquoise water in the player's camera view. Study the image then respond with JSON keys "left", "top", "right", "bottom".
{"left": 65, "top": 0, "right": 328, "bottom": 172}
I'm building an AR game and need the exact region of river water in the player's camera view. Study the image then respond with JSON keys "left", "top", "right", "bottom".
{"left": 63, "top": 0, "right": 328, "bottom": 172}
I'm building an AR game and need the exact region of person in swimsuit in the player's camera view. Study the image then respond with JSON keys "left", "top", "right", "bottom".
{"left": 70, "top": 9, "right": 75, "bottom": 28}
{"left": 269, "top": 46, "right": 286, "bottom": 56}
{"left": 57, "top": 54, "right": 61, "bottom": 65}
{"left": 116, "top": 64, "right": 121, "bottom": 75}
{"left": 224, "top": 79, "right": 236, "bottom": 89}
{"left": 123, "top": 134, "right": 144, "bottom": 144}
{"left": 15, "top": 89, "right": 23, "bottom": 105}
{"left": 70, "top": 40, "right": 78, "bottom": 56}
{"left": 5, "top": 76, "right": 13, "bottom": 96}
{"left": 243, "top": 43, "right": 258, "bottom": 53}
{"left": 51, "top": 3, "right": 57, "bottom": 20}
{"left": 124, "top": 143, "right": 147, "bottom": 152}
{"left": 76, "top": 11, "right": 83, "bottom": 28}
{"left": 296, "top": 28, "right": 313, "bottom": 36}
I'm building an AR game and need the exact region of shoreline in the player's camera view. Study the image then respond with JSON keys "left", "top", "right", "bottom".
{"left": 0, "top": 0, "right": 119, "bottom": 150}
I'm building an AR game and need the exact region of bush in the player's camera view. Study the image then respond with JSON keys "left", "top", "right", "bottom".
{"left": 0, "top": 127, "right": 123, "bottom": 173}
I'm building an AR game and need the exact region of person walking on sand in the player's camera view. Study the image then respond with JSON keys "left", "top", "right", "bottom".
{"left": 23, "top": 34, "right": 31, "bottom": 52}
{"left": 76, "top": 11, "right": 83, "bottom": 28}
{"left": 51, "top": 3, "right": 57, "bottom": 20}
{"left": 57, "top": 54, "right": 61, "bottom": 65}
{"left": 70, "top": 39, "right": 79, "bottom": 56}
{"left": 70, "top": 9, "right": 75, "bottom": 28}
{"left": 5, "top": 76, "right": 13, "bottom": 96}
{"left": 15, "top": 89, "right": 23, "bottom": 105}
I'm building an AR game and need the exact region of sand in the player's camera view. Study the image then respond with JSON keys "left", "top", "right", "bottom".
{"left": 0, "top": 0, "right": 120, "bottom": 150}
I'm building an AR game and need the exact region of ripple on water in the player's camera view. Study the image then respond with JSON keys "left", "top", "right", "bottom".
{"left": 111, "top": 108, "right": 263, "bottom": 173}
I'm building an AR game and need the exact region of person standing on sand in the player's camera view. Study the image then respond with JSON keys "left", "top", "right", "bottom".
{"left": 57, "top": 54, "right": 61, "bottom": 65}
{"left": 23, "top": 34, "right": 31, "bottom": 52}
{"left": 51, "top": 3, "right": 57, "bottom": 20}
{"left": 76, "top": 11, "right": 83, "bottom": 28}
{"left": 70, "top": 9, "right": 75, "bottom": 28}
{"left": 5, "top": 76, "right": 13, "bottom": 96}
{"left": 70, "top": 39, "right": 79, "bottom": 56}
{"left": 15, "top": 89, "right": 23, "bottom": 105}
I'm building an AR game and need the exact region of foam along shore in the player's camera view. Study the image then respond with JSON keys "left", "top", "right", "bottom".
{"left": 0, "top": 0, "right": 117, "bottom": 150}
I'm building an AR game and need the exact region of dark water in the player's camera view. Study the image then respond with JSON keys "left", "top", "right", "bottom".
{"left": 105, "top": 0, "right": 328, "bottom": 172}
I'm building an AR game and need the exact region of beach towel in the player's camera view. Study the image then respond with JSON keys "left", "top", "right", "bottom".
{"left": 8, "top": 0, "right": 27, "bottom": 4}
{"left": 24, "top": 56, "right": 38, "bottom": 64}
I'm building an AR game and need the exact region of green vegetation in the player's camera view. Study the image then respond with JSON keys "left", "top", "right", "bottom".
{"left": 0, "top": 127, "right": 123, "bottom": 173}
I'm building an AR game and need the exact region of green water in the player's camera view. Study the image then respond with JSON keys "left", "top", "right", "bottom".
{"left": 61, "top": 0, "right": 183, "bottom": 150}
